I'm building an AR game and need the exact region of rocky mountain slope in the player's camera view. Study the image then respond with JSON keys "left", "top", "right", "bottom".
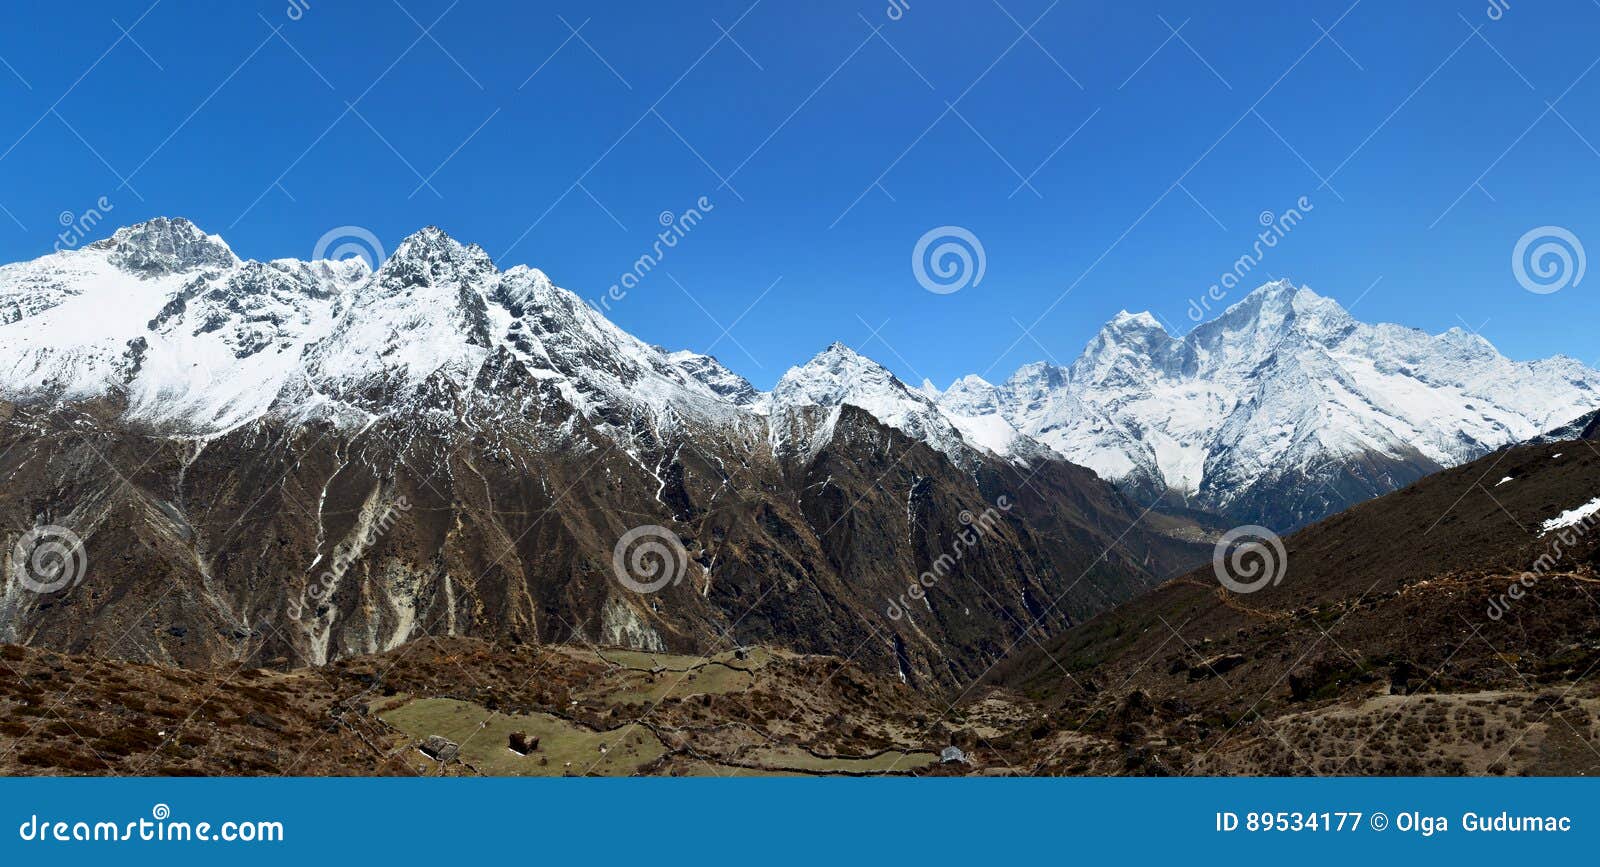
{"left": 984, "top": 435, "right": 1600, "bottom": 774}
{"left": 934, "top": 281, "right": 1600, "bottom": 529}
{"left": 5, "top": 218, "right": 1598, "bottom": 776}
{"left": 0, "top": 218, "right": 1205, "bottom": 688}
{"left": 11, "top": 424, "right": 1600, "bottom": 782}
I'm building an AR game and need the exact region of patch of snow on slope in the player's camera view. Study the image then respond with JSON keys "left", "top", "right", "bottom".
{"left": 1541, "top": 496, "right": 1600, "bottom": 535}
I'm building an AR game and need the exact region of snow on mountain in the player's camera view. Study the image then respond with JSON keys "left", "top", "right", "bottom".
{"left": 6, "top": 221, "right": 1594, "bottom": 530}
{"left": 932, "top": 374, "right": 1057, "bottom": 466}
{"left": 1, "top": 219, "right": 257, "bottom": 424}
{"left": 296, "top": 226, "right": 503, "bottom": 414}
{"left": 133, "top": 258, "right": 358, "bottom": 430}
{"left": 759, "top": 343, "right": 1067, "bottom": 467}
{"left": 0, "top": 218, "right": 381, "bottom": 432}
{"left": 0, "top": 219, "right": 759, "bottom": 443}
{"left": 939, "top": 279, "right": 1600, "bottom": 525}
{"left": 1533, "top": 406, "right": 1600, "bottom": 443}
{"left": 765, "top": 342, "right": 1013, "bottom": 464}
{"left": 486, "top": 258, "right": 758, "bottom": 432}
{"left": 665, "top": 350, "right": 760, "bottom": 406}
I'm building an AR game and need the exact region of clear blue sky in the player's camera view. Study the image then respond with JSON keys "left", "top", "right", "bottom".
{"left": 1, "top": 0, "right": 1597, "bottom": 389}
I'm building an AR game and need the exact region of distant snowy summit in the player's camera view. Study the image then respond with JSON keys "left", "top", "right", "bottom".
{"left": 925, "top": 280, "right": 1600, "bottom": 527}
{"left": 2, "top": 218, "right": 1596, "bottom": 529}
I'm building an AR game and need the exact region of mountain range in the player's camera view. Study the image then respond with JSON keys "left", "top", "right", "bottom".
{"left": 6, "top": 432, "right": 1597, "bottom": 776}
{"left": 5, "top": 218, "right": 1595, "bottom": 520}
{"left": 0, "top": 218, "right": 1201, "bottom": 686}
{"left": 929, "top": 283, "right": 1600, "bottom": 528}
{"left": 1, "top": 217, "right": 1596, "bottom": 681}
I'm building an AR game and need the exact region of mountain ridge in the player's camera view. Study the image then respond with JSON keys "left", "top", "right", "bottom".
{"left": 6, "top": 219, "right": 1597, "bottom": 534}
{"left": 0, "top": 217, "right": 1208, "bottom": 685}
{"left": 934, "top": 279, "right": 1600, "bottom": 528}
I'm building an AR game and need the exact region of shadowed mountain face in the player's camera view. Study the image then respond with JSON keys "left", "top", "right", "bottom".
{"left": 984, "top": 437, "right": 1600, "bottom": 774}
{"left": 0, "top": 398, "right": 1204, "bottom": 689}
{"left": 5, "top": 438, "right": 1595, "bottom": 778}
{"left": 0, "top": 220, "right": 1209, "bottom": 687}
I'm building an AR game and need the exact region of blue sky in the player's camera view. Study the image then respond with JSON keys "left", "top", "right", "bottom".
{"left": 1, "top": 0, "right": 1597, "bottom": 389}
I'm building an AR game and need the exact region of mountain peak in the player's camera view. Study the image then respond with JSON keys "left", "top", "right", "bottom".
{"left": 939, "top": 373, "right": 1001, "bottom": 415}
{"left": 1436, "top": 325, "right": 1499, "bottom": 359}
{"left": 1199, "top": 279, "right": 1319, "bottom": 338}
{"left": 106, "top": 215, "right": 213, "bottom": 243}
{"left": 1251, "top": 277, "right": 1299, "bottom": 295}
{"left": 377, "top": 226, "right": 495, "bottom": 290}
{"left": 772, "top": 339, "right": 976, "bottom": 463}
{"left": 92, "top": 216, "right": 237, "bottom": 275}
{"left": 1109, "top": 309, "right": 1164, "bottom": 330}
{"left": 1005, "top": 361, "right": 1069, "bottom": 395}
{"left": 777, "top": 341, "right": 905, "bottom": 404}
{"left": 1087, "top": 308, "right": 1173, "bottom": 360}
{"left": 666, "top": 350, "right": 760, "bottom": 405}
{"left": 798, "top": 341, "right": 882, "bottom": 371}
{"left": 968, "top": 275, "right": 1600, "bottom": 527}
{"left": 391, "top": 225, "right": 475, "bottom": 259}
{"left": 1440, "top": 325, "right": 1483, "bottom": 339}
{"left": 1222, "top": 279, "right": 1353, "bottom": 328}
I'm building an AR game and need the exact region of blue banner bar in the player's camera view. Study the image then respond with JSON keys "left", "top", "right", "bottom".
{"left": 0, "top": 778, "right": 1591, "bottom": 865}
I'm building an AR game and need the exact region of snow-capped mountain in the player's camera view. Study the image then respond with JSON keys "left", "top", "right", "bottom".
{"left": 933, "top": 280, "right": 1600, "bottom": 528}
{"left": 5, "top": 222, "right": 1595, "bottom": 534}
{"left": 0, "top": 217, "right": 371, "bottom": 431}
{"left": 921, "top": 372, "right": 1058, "bottom": 467}
{"left": 665, "top": 350, "right": 761, "bottom": 406}
{"left": 0, "top": 218, "right": 1071, "bottom": 476}
{"left": 11, "top": 217, "right": 1595, "bottom": 679}
{"left": 0, "top": 218, "right": 1202, "bottom": 683}
{"left": 1533, "top": 406, "right": 1600, "bottom": 443}
{"left": 0, "top": 218, "right": 756, "bottom": 441}
{"left": 764, "top": 342, "right": 977, "bottom": 462}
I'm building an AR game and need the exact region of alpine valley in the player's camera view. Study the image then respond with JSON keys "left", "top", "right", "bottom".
{"left": 3, "top": 217, "right": 1600, "bottom": 777}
